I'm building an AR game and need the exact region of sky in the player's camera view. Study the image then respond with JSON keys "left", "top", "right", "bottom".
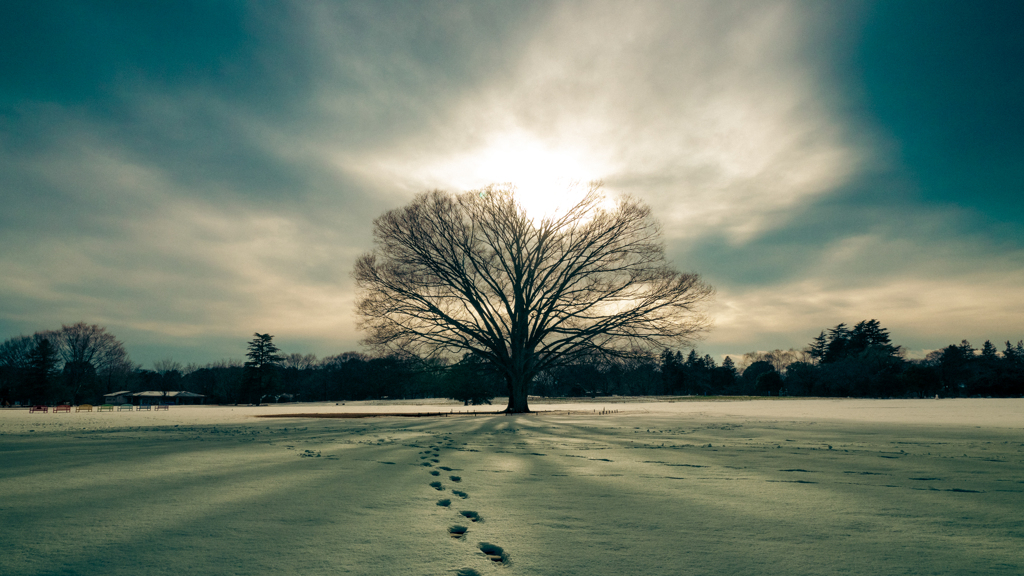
{"left": 1, "top": 0, "right": 1022, "bottom": 369}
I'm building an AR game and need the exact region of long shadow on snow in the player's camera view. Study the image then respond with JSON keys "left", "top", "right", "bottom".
{"left": 0, "top": 420, "right": 442, "bottom": 576}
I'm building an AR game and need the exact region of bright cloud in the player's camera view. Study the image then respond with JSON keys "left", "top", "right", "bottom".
{"left": 343, "top": 1, "right": 864, "bottom": 243}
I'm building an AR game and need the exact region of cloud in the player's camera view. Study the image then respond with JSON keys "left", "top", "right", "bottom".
{"left": 347, "top": 1, "right": 867, "bottom": 242}
{"left": 0, "top": 121, "right": 363, "bottom": 352}
{"left": 703, "top": 202, "right": 1024, "bottom": 356}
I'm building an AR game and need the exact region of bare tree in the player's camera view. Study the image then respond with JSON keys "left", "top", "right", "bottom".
{"left": 153, "top": 359, "right": 184, "bottom": 375}
{"left": 740, "top": 348, "right": 804, "bottom": 375}
{"left": 354, "top": 183, "right": 714, "bottom": 412}
{"left": 281, "top": 353, "right": 319, "bottom": 371}
{"left": 45, "top": 323, "right": 133, "bottom": 402}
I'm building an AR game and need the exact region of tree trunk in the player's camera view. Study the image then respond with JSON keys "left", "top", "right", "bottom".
{"left": 504, "top": 372, "right": 531, "bottom": 413}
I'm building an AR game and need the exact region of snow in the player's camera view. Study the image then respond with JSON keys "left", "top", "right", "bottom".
{"left": 1, "top": 398, "right": 1022, "bottom": 575}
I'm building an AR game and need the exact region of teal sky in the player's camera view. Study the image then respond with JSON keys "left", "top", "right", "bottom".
{"left": 2, "top": 1, "right": 1022, "bottom": 368}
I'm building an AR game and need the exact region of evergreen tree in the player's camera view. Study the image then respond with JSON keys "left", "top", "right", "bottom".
{"left": 808, "top": 331, "right": 828, "bottom": 364}
{"left": 980, "top": 340, "right": 998, "bottom": 360}
{"left": 660, "top": 349, "right": 685, "bottom": 394}
{"left": 848, "top": 320, "right": 900, "bottom": 357}
{"left": 957, "top": 340, "right": 975, "bottom": 358}
{"left": 711, "top": 356, "right": 737, "bottom": 394}
{"left": 823, "top": 324, "right": 849, "bottom": 363}
{"left": 243, "top": 333, "right": 283, "bottom": 404}
{"left": 1004, "top": 341, "right": 1019, "bottom": 364}
{"left": 721, "top": 356, "right": 736, "bottom": 376}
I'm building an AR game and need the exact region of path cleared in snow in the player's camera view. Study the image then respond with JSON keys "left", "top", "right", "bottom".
{"left": 2, "top": 398, "right": 1021, "bottom": 575}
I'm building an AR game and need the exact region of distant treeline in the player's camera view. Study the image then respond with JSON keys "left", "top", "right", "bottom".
{"left": 2, "top": 320, "right": 1023, "bottom": 406}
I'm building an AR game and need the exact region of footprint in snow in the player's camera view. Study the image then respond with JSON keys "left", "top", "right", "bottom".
{"left": 460, "top": 510, "right": 482, "bottom": 522}
{"left": 430, "top": 481, "right": 444, "bottom": 491}
{"left": 448, "top": 525, "right": 468, "bottom": 539}
{"left": 452, "top": 490, "right": 468, "bottom": 499}
{"left": 478, "top": 542, "right": 509, "bottom": 564}
{"left": 430, "top": 470, "right": 440, "bottom": 476}
{"left": 450, "top": 475, "right": 462, "bottom": 482}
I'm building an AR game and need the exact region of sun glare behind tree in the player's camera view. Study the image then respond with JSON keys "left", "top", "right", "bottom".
{"left": 413, "top": 130, "right": 607, "bottom": 222}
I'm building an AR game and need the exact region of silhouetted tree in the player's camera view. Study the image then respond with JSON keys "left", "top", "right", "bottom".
{"left": 243, "top": 333, "right": 282, "bottom": 404}
{"left": 742, "top": 361, "right": 774, "bottom": 395}
{"left": 355, "top": 184, "right": 715, "bottom": 412}
{"left": 808, "top": 331, "right": 828, "bottom": 364}
{"left": 278, "top": 353, "right": 321, "bottom": 402}
{"left": 47, "top": 323, "right": 132, "bottom": 402}
{"left": 898, "top": 364, "right": 941, "bottom": 397}
{"left": 847, "top": 320, "right": 899, "bottom": 357}
{"left": 617, "top": 353, "right": 661, "bottom": 395}
{"left": 0, "top": 335, "right": 37, "bottom": 403}
{"left": 755, "top": 370, "right": 783, "bottom": 396}
{"left": 444, "top": 353, "right": 499, "bottom": 405}
{"left": 183, "top": 361, "right": 244, "bottom": 404}
{"left": 936, "top": 342, "right": 972, "bottom": 395}
{"left": 28, "top": 338, "right": 60, "bottom": 403}
{"left": 1004, "top": 341, "right": 1023, "bottom": 365}
{"left": 783, "top": 361, "right": 818, "bottom": 396}
{"left": 823, "top": 323, "right": 850, "bottom": 363}
{"left": 660, "top": 349, "right": 682, "bottom": 394}
{"left": 711, "top": 356, "right": 738, "bottom": 394}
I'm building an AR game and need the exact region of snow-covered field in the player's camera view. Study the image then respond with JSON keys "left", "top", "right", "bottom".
{"left": 2, "top": 398, "right": 1022, "bottom": 575}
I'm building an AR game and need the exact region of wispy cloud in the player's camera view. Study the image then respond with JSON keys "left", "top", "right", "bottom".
{"left": 351, "top": 1, "right": 866, "bottom": 243}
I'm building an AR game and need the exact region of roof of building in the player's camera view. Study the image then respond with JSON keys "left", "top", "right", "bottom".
{"left": 103, "top": 390, "right": 206, "bottom": 398}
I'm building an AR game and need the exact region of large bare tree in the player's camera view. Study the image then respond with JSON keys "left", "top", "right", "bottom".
{"left": 354, "top": 183, "right": 714, "bottom": 412}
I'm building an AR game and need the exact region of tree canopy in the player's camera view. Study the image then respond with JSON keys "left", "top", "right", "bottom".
{"left": 354, "top": 183, "right": 715, "bottom": 412}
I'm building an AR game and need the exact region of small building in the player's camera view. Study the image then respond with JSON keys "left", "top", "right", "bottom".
{"left": 166, "top": 391, "right": 205, "bottom": 405}
{"left": 103, "top": 391, "right": 133, "bottom": 404}
{"left": 102, "top": 391, "right": 207, "bottom": 405}
{"left": 132, "top": 391, "right": 206, "bottom": 405}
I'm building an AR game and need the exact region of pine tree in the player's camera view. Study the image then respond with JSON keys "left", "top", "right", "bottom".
{"left": 243, "top": 333, "right": 283, "bottom": 404}
{"left": 848, "top": 320, "right": 899, "bottom": 357}
{"left": 808, "top": 331, "right": 828, "bottom": 364}
{"left": 957, "top": 340, "right": 975, "bottom": 358}
{"left": 980, "top": 340, "right": 998, "bottom": 360}
{"left": 1004, "top": 341, "right": 1018, "bottom": 363}
{"left": 721, "top": 356, "right": 736, "bottom": 376}
{"left": 823, "top": 323, "right": 849, "bottom": 363}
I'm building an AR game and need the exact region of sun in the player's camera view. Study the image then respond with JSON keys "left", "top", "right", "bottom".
{"left": 428, "top": 130, "right": 604, "bottom": 220}
{"left": 473, "top": 136, "right": 598, "bottom": 219}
